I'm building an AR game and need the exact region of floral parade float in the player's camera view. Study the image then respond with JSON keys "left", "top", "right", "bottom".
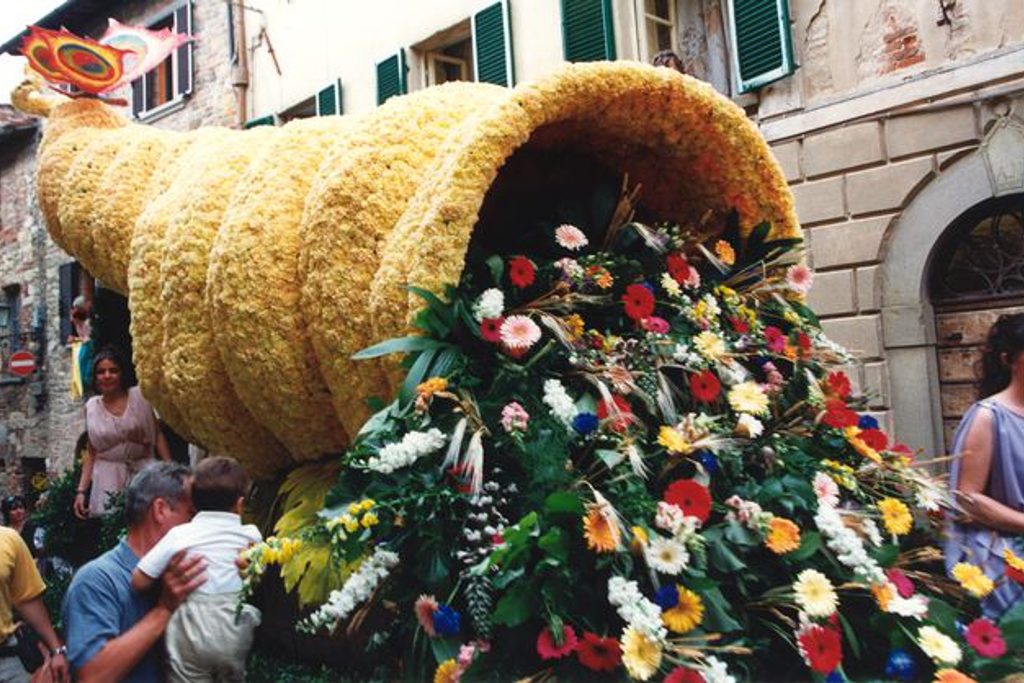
{"left": 14, "top": 28, "right": 1024, "bottom": 680}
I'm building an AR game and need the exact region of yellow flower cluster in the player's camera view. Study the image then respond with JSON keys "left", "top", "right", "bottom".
{"left": 327, "top": 499, "right": 379, "bottom": 535}
{"left": 259, "top": 536, "right": 303, "bottom": 566}
{"left": 18, "top": 61, "right": 798, "bottom": 476}
{"left": 877, "top": 497, "right": 913, "bottom": 536}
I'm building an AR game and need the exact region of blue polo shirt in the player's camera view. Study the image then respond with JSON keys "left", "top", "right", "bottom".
{"left": 62, "top": 539, "right": 161, "bottom": 682}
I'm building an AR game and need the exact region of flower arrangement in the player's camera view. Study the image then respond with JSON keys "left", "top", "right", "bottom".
{"left": 240, "top": 182, "right": 1023, "bottom": 681}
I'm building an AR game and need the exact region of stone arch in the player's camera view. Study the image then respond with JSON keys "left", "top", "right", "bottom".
{"left": 880, "top": 118, "right": 1024, "bottom": 458}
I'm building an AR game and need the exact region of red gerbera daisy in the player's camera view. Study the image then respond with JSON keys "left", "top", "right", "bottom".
{"left": 622, "top": 283, "right": 656, "bottom": 322}
{"left": 576, "top": 631, "right": 621, "bottom": 672}
{"left": 689, "top": 370, "right": 721, "bottom": 404}
{"left": 826, "top": 371, "right": 851, "bottom": 399}
{"left": 796, "top": 331, "right": 812, "bottom": 356}
{"left": 509, "top": 256, "right": 535, "bottom": 289}
{"left": 859, "top": 428, "right": 888, "bottom": 451}
{"left": 797, "top": 624, "right": 842, "bottom": 674}
{"left": 663, "top": 479, "right": 712, "bottom": 524}
{"left": 597, "top": 394, "right": 634, "bottom": 433}
{"left": 664, "top": 667, "right": 706, "bottom": 683}
{"left": 666, "top": 252, "right": 696, "bottom": 286}
{"left": 536, "top": 625, "right": 578, "bottom": 661}
{"left": 763, "top": 326, "right": 786, "bottom": 353}
{"left": 480, "top": 317, "right": 503, "bottom": 343}
{"left": 728, "top": 316, "right": 750, "bottom": 334}
{"left": 822, "top": 398, "right": 858, "bottom": 429}
{"left": 965, "top": 618, "right": 1006, "bottom": 658}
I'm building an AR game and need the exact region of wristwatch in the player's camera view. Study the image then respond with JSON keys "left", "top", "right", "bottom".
{"left": 50, "top": 645, "right": 66, "bottom": 657}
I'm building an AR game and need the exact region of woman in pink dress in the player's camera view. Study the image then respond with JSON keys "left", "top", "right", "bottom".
{"left": 73, "top": 347, "right": 171, "bottom": 519}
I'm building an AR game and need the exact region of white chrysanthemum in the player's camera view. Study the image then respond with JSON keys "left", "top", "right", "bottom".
{"left": 703, "top": 656, "right": 737, "bottom": 683}
{"left": 608, "top": 576, "right": 666, "bottom": 640}
{"left": 915, "top": 484, "right": 943, "bottom": 512}
{"left": 861, "top": 518, "right": 883, "bottom": 547}
{"left": 660, "top": 272, "right": 681, "bottom": 298}
{"left": 814, "top": 503, "right": 885, "bottom": 584}
{"left": 792, "top": 569, "right": 838, "bottom": 618}
{"left": 473, "top": 288, "right": 504, "bottom": 322}
{"left": 917, "top": 625, "right": 962, "bottom": 665}
{"left": 812, "top": 472, "right": 840, "bottom": 508}
{"left": 554, "top": 224, "right": 589, "bottom": 251}
{"left": 734, "top": 413, "right": 763, "bottom": 439}
{"left": 365, "top": 428, "right": 446, "bottom": 473}
{"left": 543, "top": 379, "right": 578, "bottom": 427}
{"left": 499, "top": 315, "right": 541, "bottom": 350}
{"left": 645, "top": 536, "right": 689, "bottom": 575}
{"left": 887, "top": 591, "right": 928, "bottom": 620}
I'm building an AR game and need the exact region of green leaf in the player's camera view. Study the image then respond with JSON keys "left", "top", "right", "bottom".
{"left": 503, "top": 512, "right": 539, "bottom": 547}
{"left": 492, "top": 581, "right": 537, "bottom": 627}
{"left": 430, "top": 637, "right": 461, "bottom": 664}
{"left": 538, "top": 528, "right": 569, "bottom": 563}
{"left": 871, "top": 543, "right": 900, "bottom": 568}
{"left": 407, "top": 285, "right": 454, "bottom": 325}
{"left": 926, "top": 597, "right": 960, "bottom": 635}
{"left": 702, "top": 587, "right": 743, "bottom": 632}
{"left": 399, "top": 348, "right": 437, "bottom": 406}
{"left": 707, "top": 538, "right": 746, "bottom": 573}
{"left": 543, "top": 492, "right": 584, "bottom": 516}
{"left": 838, "top": 611, "right": 861, "bottom": 660}
{"left": 785, "top": 531, "right": 822, "bottom": 562}
{"left": 351, "top": 336, "right": 444, "bottom": 360}
{"left": 723, "top": 520, "right": 758, "bottom": 547}
{"left": 595, "top": 449, "right": 625, "bottom": 469}
{"left": 486, "top": 255, "right": 504, "bottom": 285}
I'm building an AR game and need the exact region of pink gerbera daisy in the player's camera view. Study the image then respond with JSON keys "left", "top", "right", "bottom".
{"left": 536, "top": 625, "right": 578, "bottom": 660}
{"left": 415, "top": 594, "right": 439, "bottom": 636}
{"left": 965, "top": 618, "right": 1006, "bottom": 658}
{"left": 500, "top": 315, "right": 541, "bottom": 351}
{"left": 787, "top": 264, "right": 814, "bottom": 294}
{"left": 555, "top": 224, "right": 589, "bottom": 251}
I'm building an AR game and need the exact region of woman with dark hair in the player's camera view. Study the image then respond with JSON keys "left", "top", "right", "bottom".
{"left": 1, "top": 496, "right": 38, "bottom": 558}
{"left": 73, "top": 347, "right": 171, "bottom": 520}
{"left": 946, "top": 313, "right": 1024, "bottom": 618}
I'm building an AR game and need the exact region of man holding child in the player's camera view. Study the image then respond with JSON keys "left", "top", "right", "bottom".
{"left": 63, "top": 458, "right": 261, "bottom": 682}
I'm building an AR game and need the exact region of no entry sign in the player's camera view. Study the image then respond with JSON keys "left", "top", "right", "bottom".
{"left": 8, "top": 350, "right": 36, "bottom": 377}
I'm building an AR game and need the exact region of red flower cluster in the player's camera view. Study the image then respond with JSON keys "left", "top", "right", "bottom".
{"left": 764, "top": 326, "right": 786, "bottom": 353}
{"left": 859, "top": 428, "right": 888, "bottom": 451}
{"left": 728, "top": 316, "right": 749, "bottom": 334}
{"left": 597, "top": 395, "right": 634, "bottom": 433}
{"left": 822, "top": 399, "right": 858, "bottom": 429}
{"left": 689, "top": 370, "right": 721, "bottom": 404}
{"left": 798, "top": 624, "right": 842, "bottom": 674}
{"left": 663, "top": 479, "right": 712, "bottom": 524}
{"left": 826, "top": 371, "right": 851, "bottom": 399}
{"left": 576, "top": 631, "right": 620, "bottom": 672}
{"left": 666, "top": 252, "right": 697, "bottom": 286}
{"left": 509, "top": 256, "right": 535, "bottom": 289}
{"left": 622, "top": 284, "right": 655, "bottom": 321}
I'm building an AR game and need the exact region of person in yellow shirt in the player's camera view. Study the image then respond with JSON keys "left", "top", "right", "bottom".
{"left": 0, "top": 526, "right": 67, "bottom": 683}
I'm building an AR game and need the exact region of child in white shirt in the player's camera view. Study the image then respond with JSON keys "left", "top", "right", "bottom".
{"left": 132, "top": 456, "right": 262, "bottom": 683}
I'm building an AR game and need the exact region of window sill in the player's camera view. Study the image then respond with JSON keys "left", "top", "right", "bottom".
{"left": 136, "top": 96, "right": 188, "bottom": 123}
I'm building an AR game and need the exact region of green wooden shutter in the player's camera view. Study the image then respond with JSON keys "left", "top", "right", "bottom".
{"left": 244, "top": 115, "right": 275, "bottom": 129}
{"left": 376, "top": 50, "right": 407, "bottom": 106}
{"left": 473, "top": 1, "right": 514, "bottom": 87}
{"left": 316, "top": 80, "right": 343, "bottom": 116}
{"left": 561, "top": 0, "right": 615, "bottom": 63}
{"left": 726, "top": 0, "right": 795, "bottom": 93}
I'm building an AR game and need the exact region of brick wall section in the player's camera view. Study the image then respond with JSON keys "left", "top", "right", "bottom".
{"left": 0, "top": 0, "right": 236, "bottom": 496}
{"left": 772, "top": 104, "right": 982, "bottom": 431}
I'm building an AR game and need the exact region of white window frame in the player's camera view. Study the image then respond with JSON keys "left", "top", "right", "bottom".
{"left": 134, "top": 3, "right": 191, "bottom": 120}
{"left": 425, "top": 52, "right": 470, "bottom": 87}
{"left": 636, "top": 0, "right": 678, "bottom": 64}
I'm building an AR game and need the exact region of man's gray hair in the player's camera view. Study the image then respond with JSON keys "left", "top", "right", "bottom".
{"left": 124, "top": 461, "right": 190, "bottom": 527}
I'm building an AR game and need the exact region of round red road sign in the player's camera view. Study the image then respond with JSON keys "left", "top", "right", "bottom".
{"left": 8, "top": 350, "right": 36, "bottom": 377}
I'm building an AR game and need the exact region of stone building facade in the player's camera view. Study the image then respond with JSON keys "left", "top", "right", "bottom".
{"left": 0, "top": 0, "right": 238, "bottom": 494}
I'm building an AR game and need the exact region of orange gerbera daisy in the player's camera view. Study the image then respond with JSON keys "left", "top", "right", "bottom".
{"left": 934, "top": 670, "right": 977, "bottom": 683}
{"left": 765, "top": 517, "right": 801, "bottom": 554}
{"left": 583, "top": 504, "right": 621, "bottom": 552}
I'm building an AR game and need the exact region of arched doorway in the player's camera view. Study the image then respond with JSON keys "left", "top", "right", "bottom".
{"left": 929, "top": 194, "right": 1024, "bottom": 450}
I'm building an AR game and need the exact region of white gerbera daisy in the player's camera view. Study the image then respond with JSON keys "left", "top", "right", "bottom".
{"left": 499, "top": 315, "right": 541, "bottom": 351}
{"left": 645, "top": 536, "right": 689, "bottom": 575}
{"left": 555, "top": 224, "right": 589, "bottom": 251}
{"left": 792, "top": 568, "right": 838, "bottom": 618}
{"left": 917, "top": 625, "right": 962, "bottom": 665}
{"left": 812, "top": 472, "right": 840, "bottom": 508}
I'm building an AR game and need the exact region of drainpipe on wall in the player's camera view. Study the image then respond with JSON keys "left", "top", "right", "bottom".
{"left": 231, "top": 0, "right": 249, "bottom": 129}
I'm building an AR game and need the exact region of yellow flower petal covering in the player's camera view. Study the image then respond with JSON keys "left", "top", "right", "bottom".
{"left": 300, "top": 82, "right": 507, "bottom": 436}
{"left": 209, "top": 116, "right": 357, "bottom": 461}
{"left": 16, "top": 61, "right": 798, "bottom": 477}
{"left": 158, "top": 126, "right": 290, "bottom": 478}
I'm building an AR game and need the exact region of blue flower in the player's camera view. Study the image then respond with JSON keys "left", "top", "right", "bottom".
{"left": 858, "top": 415, "right": 879, "bottom": 430}
{"left": 884, "top": 649, "right": 916, "bottom": 682}
{"left": 432, "top": 604, "right": 461, "bottom": 637}
{"left": 825, "top": 671, "right": 845, "bottom": 683}
{"left": 572, "top": 412, "right": 599, "bottom": 435}
{"left": 640, "top": 281, "right": 656, "bottom": 293}
{"left": 653, "top": 584, "right": 679, "bottom": 610}
{"left": 697, "top": 450, "right": 718, "bottom": 474}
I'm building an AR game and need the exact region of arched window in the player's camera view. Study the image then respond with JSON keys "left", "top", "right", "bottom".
{"left": 929, "top": 193, "right": 1024, "bottom": 308}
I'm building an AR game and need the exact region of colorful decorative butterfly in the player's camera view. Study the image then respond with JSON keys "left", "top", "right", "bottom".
{"left": 20, "top": 20, "right": 191, "bottom": 96}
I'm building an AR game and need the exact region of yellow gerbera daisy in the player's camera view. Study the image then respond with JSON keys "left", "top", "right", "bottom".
{"left": 951, "top": 562, "right": 995, "bottom": 598}
{"left": 877, "top": 498, "right": 913, "bottom": 536}
{"left": 663, "top": 586, "right": 704, "bottom": 634}
{"left": 434, "top": 658, "right": 460, "bottom": 683}
{"left": 765, "top": 517, "right": 801, "bottom": 554}
{"left": 620, "top": 625, "right": 662, "bottom": 681}
{"left": 728, "top": 381, "right": 770, "bottom": 416}
{"left": 792, "top": 569, "right": 838, "bottom": 618}
{"left": 565, "top": 313, "right": 585, "bottom": 340}
{"left": 583, "top": 505, "right": 621, "bottom": 553}
{"left": 693, "top": 331, "right": 727, "bottom": 362}
{"left": 657, "top": 425, "right": 691, "bottom": 454}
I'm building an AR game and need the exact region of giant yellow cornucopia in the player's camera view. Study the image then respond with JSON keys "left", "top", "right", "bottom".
{"left": 13, "top": 62, "right": 797, "bottom": 478}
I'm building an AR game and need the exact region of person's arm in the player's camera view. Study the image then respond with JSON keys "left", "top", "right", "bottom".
{"left": 15, "top": 597, "right": 68, "bottom": 683}
{"left": 74, "top": 442, "right": 96, "bottom": 520}
{"left": 154, "top": 426, "right": 171, "bottom": 462}
{"left": 76, "top": 552, "right": 206, "bottom": 683}
{"left": 130, "top": 568, "right": 157, "bottom": 593}
{"left": 955, "top": 407, "right": 1024, "bottom": 533}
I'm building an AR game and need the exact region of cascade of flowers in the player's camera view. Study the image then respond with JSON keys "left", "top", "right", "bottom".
{"left": 240, "top": 185, "right": 1022, "bottom": 681}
